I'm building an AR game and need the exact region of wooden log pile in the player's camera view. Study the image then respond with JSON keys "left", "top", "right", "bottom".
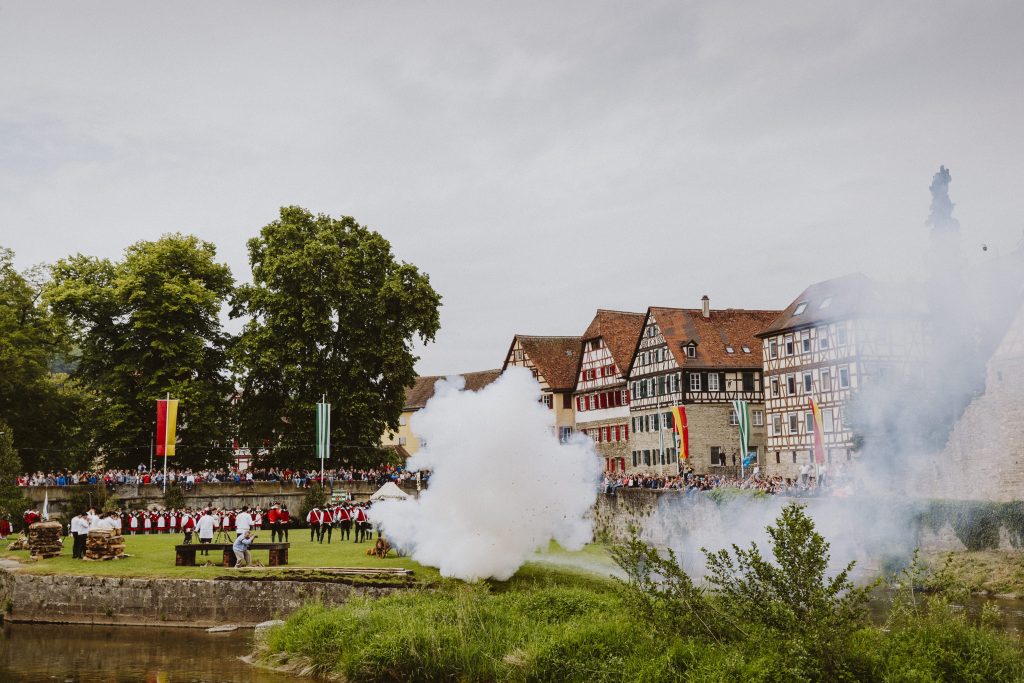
{"left": 85, "top": 528, "right": 126, "bottom": 560}
{"left": 27, "top": 521, "right": 64, "bottom": 558}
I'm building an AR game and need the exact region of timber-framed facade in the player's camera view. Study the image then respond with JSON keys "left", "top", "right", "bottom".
{"left": 572, "top": 310, "right": 645, "bottom": 473}
{"left": 757, "top": 274, "right": 924, "bottom": 477}
{"left": 625, "top": 298, "right": 780, "bottom": 475}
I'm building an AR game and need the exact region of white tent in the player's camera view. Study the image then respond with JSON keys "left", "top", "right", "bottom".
{"left": 369, "top": 481, "right": 411, "bottom": 501}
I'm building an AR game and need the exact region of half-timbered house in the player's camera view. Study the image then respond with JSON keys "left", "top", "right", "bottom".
{"left": 757, "top": 274, "right": 924, "bottom": 477}
{"left": 502, "top": 335, "right": 582, "bottom": 442}
{"left": 626, "top": 297, "right": 780, "bottom": 475}
{"left": 572, "top": 310, "right": 646, "bottom": 474}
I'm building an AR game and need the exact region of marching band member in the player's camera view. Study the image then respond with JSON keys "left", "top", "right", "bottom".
{"left": 181, "top": 510, "right": 195, "bottom": 544}
{"left": 337, "top": 504, "right": 352, "bottom": 541}
{"left": 279, "top": 505, "right": 290, "bottom": 542}
{"left": 129, "top": 513, "right": 139, "bottom": 535}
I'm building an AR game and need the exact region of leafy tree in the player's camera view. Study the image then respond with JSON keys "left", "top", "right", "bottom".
{"left": 232, "top": 207, "right": 441, "bottom": 468}
{"left": 46, "top": 234, "right": 235, "bottom": 469}
{"left": 0, "top": 247, "right": 84, "bottom": 471}
{"left": 0, "top": 424, "right": 30, "bottom": 520}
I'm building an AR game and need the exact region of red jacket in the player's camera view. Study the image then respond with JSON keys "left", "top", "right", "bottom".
{"left": 267, "top": 508, "right": 279, "bottom": 524}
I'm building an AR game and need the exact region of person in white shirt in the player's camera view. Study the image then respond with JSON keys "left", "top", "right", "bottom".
{"left": 234, "top": 506, "right": 253, "bottom": 537}
{"left": 70, "top": 512, "right": 89, "bottom": 559}
{"left": 196, "top": 509, "right": 216, "bottom": 556}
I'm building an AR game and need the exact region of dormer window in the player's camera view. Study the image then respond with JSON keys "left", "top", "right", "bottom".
{"left": 685, "top": 345, "right": 696, "bottom": 358}
{"left": 819, "top": 297, "right": 833, "bottom": 309}
{"left": 794, "top": 302, "right": 808, "bottom": 315}
{"left": 741, "top": 346, "right": 750, "bottom": 353}
{"left": 725, "top": 346, "right": 734, "bottom": 354}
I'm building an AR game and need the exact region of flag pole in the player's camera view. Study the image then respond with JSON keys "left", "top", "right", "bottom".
{"left": 162, "top": 392, "right": 169, "bottom": 493}
{"left": 321, "top": 394, "right": 327, "bottom": 487}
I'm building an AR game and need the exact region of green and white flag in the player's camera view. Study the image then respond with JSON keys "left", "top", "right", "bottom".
{"left": 732, "top": 399, "right": 750, "bottom": 472}
{"left": 316, "top": 400, "right": 331, "bottom": 460}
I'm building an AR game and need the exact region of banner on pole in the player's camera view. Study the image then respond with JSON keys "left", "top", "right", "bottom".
{"left": 809, "top": 397, "right": 826, "bottom": 465}
{"left": 732, "top": 399, "right": 750, "bottom": 468}
{"left": 316, "top": 401, "right": 331, "bottom": 460}
{"left": 156, "top": 399, "right": 179, "bottom": 457}
{"left": 670, "top": 405, "right": 689, "bottom": 460}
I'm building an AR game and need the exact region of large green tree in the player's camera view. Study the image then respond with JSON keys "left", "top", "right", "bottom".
{"left": 0, "top": 247, "right": 88, "bottom": 471}
{"left": 233, "top": 206, "right": 441, "bottom": 468}
{"left": 0, "top": 423, "right": 30, "bottom": 522}
{"left": 47, "top": 234, "right": 235, "bottom": 468}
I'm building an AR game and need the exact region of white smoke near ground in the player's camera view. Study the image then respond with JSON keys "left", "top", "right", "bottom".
{"left": 369, "top": 367, "right": 602, "bottom": 582}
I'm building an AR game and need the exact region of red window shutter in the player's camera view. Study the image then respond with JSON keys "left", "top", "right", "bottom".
{"left": 625, "top": 424, "right": 629, "bottom": 441}
{"left": 614, "top": 425, "right": 620, "bottom": 441}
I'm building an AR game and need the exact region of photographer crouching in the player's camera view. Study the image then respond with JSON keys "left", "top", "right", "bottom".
{"left": 232, "top": 529, "right": 256, "bottom": 568}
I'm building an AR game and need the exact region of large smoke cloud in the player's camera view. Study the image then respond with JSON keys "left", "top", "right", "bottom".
{"left": 369, "top": 367, "right": 602, "bottom": 582}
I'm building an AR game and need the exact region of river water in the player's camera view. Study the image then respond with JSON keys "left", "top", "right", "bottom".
{"left": 0, "top": 623, "right": 307, "bottom": 683}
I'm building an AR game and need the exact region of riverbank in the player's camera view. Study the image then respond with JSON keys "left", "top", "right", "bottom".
{"left": 0, "top": 533, "right": 615, "bottom": 627}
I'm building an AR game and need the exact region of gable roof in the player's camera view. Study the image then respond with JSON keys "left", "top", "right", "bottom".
{"left": 503, "top": 335, "right": 582, "bottom": 391}
{"left": 403, "top": 369, "right": 502, "bottom": 410}
{"left": 637, "top": 307, "right": 783, "bottom": 372}
{"left": 757, "top": 273, "right": 876, "bottom": 337}
{"left": 581, "top": 309, "right": 646, "bottom": 370}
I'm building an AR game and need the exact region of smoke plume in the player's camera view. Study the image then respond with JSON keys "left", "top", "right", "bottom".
{"left": 370, "top": 367, "right": 602, "bottom": 582}
{"left": 640, "top": 166, "right": 1024, "bottom": 574}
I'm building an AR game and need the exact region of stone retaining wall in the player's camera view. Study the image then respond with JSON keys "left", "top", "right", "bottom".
{"left": 0, "top": 571, "right": 399, "bottom": 628}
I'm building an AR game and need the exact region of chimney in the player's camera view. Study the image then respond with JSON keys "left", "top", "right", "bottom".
{"left": 701, "top": 295, "right": 710, "bottom": 318}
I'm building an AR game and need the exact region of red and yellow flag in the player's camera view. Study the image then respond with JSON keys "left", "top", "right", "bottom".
{"left": 808, "top": 397, "right": 825, "bottom": 465}
{"left": 156, "top": 399, "right": 179, "bottom": 457}
{"left": 670, "top": 405, "right": 689, "bottom": 460}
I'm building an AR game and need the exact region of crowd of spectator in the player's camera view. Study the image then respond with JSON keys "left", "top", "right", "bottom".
{"left": 602, "top": 461, "right": 852, "bottom": 498}
{"left": 15, "top": 464, "right": 421, "bottom": 490}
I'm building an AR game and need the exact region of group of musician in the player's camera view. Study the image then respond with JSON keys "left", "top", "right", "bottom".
{"left": 119, "top": 505, "right": 288, "bottom": 539}
{"left": 306, "top": 502, "right": 375, "bottom": 543}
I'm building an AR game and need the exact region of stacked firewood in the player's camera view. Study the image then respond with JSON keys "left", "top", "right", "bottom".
{"left": 27, "top": 521, "right": 64, "bottom": 558}
{"left": 84, "top": 528, "right": 126, "bottom": 560}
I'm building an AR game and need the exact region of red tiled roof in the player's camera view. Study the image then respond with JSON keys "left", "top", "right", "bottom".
{"left": 403, "top": 369, "right": 502, "bottom": 410}
{"left": 757, "top": 273, "right": 876, "bottom": 337}
{"left": 641, "top": 307, "right": 783, "bottom": 371}
{"left": 581, "top": 309, "right": 646, "bottom": 371}
{"left": 504, "top": 335, "right": 582, "bottom": 391}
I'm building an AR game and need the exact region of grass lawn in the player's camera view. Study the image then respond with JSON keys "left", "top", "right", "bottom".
{"left": 0, "top": 532, "right": 617, "bottom": 587}
{"left": 927, "top": 550, "right": 1024, "bottom": 596}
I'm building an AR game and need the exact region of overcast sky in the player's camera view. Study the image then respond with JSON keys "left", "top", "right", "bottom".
{"left": 3, "top": 1, "right": 1023, "bottom": 376}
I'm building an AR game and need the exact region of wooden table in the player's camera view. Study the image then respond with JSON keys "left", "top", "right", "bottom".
{"left": 174, "top": 542, "right": 290, "bottom": 567}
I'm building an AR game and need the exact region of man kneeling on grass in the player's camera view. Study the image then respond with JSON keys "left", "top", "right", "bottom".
{"left": 233, "top": 529, "right": 256, "bottom": 568}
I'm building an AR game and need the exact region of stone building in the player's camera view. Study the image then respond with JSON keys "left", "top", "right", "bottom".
{"left": 572, "top": 309, "right": 645, "bottom": 474}
{"left": 938, "top": 306, "right": 1024, "bottom": 500}
{"left": 502, "top": 335, "right": 582, "bottom": 442}
{"left": 381, "top": 369, "right": 501, "bottom": 456}
{"left": 625, "top": 297, "right": 779, "bottom": 475}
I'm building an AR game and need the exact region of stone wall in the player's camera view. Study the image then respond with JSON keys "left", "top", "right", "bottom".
{"left": 0, "top": 571, "right": 400, "bottom": 627}
{"left": 22, "top": 481, "right": 420, "bottom": 520}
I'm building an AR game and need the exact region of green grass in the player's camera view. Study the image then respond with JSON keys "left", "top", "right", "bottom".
{"left": 260, "top": 581, "right": 1024, "bottom": 683}
{"left": 0, "top": 532, "right": 618, "bottom": 587}
{"left": 0, "top": 531, "right": 443, "bottom": 581}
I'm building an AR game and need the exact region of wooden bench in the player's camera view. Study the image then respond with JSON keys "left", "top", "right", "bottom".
{"left": 174, "top": 542, "right": 290, "bottom": 567}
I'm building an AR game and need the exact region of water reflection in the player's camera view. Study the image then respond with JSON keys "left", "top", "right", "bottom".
{"left": 0, "top": 623, "right": 306, "bottom": 683}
